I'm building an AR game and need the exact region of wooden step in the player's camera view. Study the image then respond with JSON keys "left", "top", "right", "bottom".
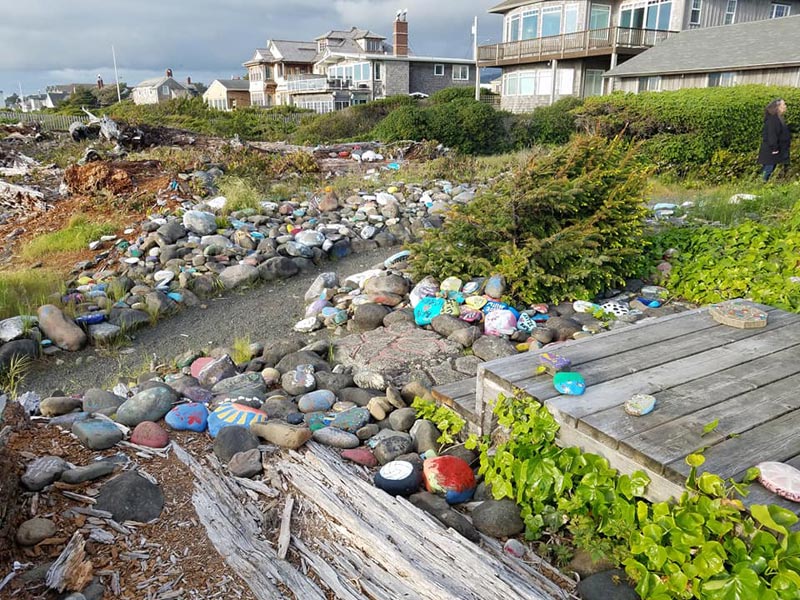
{"left": 431, "top": 378, "right": 480, "bottom": 432}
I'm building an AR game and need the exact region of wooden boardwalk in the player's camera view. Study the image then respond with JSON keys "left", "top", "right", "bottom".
{"left": 433, "top": 304, "right": 800, "bottom": 508}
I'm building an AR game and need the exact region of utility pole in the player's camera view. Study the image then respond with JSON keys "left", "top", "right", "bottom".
{"left": 112, "top": 45, "right": 122, "bottom": 102}
{"left": 472, "top": 16, "right": 480, "bottom": 101}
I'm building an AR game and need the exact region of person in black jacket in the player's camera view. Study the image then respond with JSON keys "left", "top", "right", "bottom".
{"left": 758, "top": 98, "right": 791, "bottom": 182}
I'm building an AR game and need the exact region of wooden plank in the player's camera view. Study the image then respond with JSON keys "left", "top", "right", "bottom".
{"left": 433, "top": 378, "right": 477, "bottom": 405}
{"left": 546, "top": 320, "right": 800, "bottom": 427}
{"left": 666, "top": 408, "right": 800, "bottom": 482}
{"left": 621, "top": 372, "right": 800, "bottom": 475}
{"left": 580, "top": 346, "right": 800, "bottom": 450}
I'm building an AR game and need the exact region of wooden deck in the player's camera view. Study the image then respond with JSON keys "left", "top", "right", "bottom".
{"left": 433, "top": 304, "right": 800, "bottom": 508}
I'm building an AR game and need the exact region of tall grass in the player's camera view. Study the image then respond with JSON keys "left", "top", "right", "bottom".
{"left": 680, "top": 181, "right": 800, "bottom": 226}
{"left": 217, "top": 176, "right": 262, "bottom": 215}
{"left": 0, "top": 269, "right": 64, "bottom": 319}
{"left": 22, "top": 214, "right": 118, "bottom": 259}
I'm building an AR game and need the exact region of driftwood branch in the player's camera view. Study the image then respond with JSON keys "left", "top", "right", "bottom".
{"left": 277, "top": 495, "right": 293, "bottom": 560}
{"left": 46, "top": 531, "right": 93, "bottom": 592}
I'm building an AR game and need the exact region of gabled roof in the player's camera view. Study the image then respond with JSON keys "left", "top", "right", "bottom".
{"left": 209, "top": 79, "right": 250, "bottom": 91}
{"left": 488, "top": 0, "right": 548, "bottom": 14}
{"left": 133, "top": 76, "right": 186, "bottom": 90}
{"left": 315, "top": 27, "right": 385, "bottom": 41}
{"left": 45, "top": 91, "right": 69, "bottom": 104}
{"left": 270, "top": 40, "right": 320, "bottom": 63}
{"left": 606, "top": 15, "right": 800, "bottom": 78}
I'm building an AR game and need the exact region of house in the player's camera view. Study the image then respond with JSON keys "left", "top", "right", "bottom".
{"left": 203, "top": 79, "right": 252, "bottom": 111}
{"left": 479, "top": 0, "right": 800, "bottom": 113}
{"left": 43, "top": 91, "right": 69, "bottom": 109}
{"left": 20, "top": 94, "right": 46, "bottom": 112}
{"left": 244, "top": 12, "right": 476, "bottom": 113}
{"left": 605, "top": 14, "right": 800, "bottom": 91}
{"left": 132, "top": 70, "right": 191, "bottom": 105}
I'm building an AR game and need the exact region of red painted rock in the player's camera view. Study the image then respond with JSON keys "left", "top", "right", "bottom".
{"left": 130, "top": 421, "right": 169, "bottom": 448}
{"left": 423, "top": 455, "right": 476, "bottom": 504}
{"left": 190, "top": 356, "right": 214, "bottom": 379}
{"left": 341, "top": 447, "right": 378, "bottom": 468}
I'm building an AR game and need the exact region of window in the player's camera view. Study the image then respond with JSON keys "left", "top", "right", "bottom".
{"left": 585, "top": 69, "right": 604, "bottom": 96}
{"left": 724, "top": 0, "right": 737, "bottom": 24}
{"left": 564, "top": 4, "right": 579, "bottom": 33}
{"left": 770, "top": 3, "right": 791, "bottom": 17}
{"left": 521, "top": 9, "right": 539, "bottom": 39}
{"left": 504, "top": 73, "right": 519, "bottom": 96}
{"left": 542, "top": 6, "right": 562, "bottom": 36}
{"left": 161, "top": 85, "right": 170, "bottom": 95}
{"left": 708, "top": 72, "right": 735, "bottom": 87}
{"left": 374, "top": 63, "right": 382, "bottom": 80}
{"left": 519, "top": 72, "right": 536, "bottom": 95}
{"left": 453, "top": 65, "right": 469, "bottom": 81}
{"left": 621, "top": 0, "right": 672, "bottom": 30}
{"left": 434, "top": 64, "right": 445, "bottom": 77}
{"left": 637, "top": 76, "right": 661, "bottom": 92}
{"left": 590, "top": 4, "right": 611, "bottom": 30}
{"left": 689, "top": 0, "right": 702, "bottom": 27}
{"left": 508, "top": 14, "right": 521, "bottom": 41}
{"left": 558, "top": 69, "right": 575, "bottom": 94}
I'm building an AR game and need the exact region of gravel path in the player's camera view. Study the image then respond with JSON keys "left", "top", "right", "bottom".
{"left": 24, "top": 246, "right": 397, "bottom": 396}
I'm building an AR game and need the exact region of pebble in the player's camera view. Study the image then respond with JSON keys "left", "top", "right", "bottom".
{"left": 297, "top": 389, "right": 336, "bottom": 413}
{"left": 313, "top": 426, "right": 361, "bottom": 449}
{"left": 16, "top": 518, "right": 57, "bottom": 546}
{"left": 472, "top": 499, "right": 525, "bottom": 537}
{"left": 388, "top": 407, "right": 417, "bottom": 432}
{"left": 228, "top": 448, "right": 263, "bottom": 478}
{"left": 373, "top": 434, "right": 414, "bottom": 465}
{"left": 341, "top": 447, "right": 378, "bottom": 467}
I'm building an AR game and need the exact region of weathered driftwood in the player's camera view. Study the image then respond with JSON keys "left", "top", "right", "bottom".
{"left": 279, "top": 442, "right": 575, "bottom": 600}
{"left": 46, "top": 531, "right": 93, "bottom": 592}
{"left": 277, "top": 495, "right": 293, "bottom": 560}
{"left": 172, "top": 443, "right": 326, "bottom": 600}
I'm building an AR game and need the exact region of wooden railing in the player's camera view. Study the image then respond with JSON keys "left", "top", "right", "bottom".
{"left": 478, "top": 27, "right": 676, "bottom": 65}
{"left": 0, "top": 111, "right": 89, "bottom": 131}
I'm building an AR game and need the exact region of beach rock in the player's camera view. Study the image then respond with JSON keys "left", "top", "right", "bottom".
{"left": 261, "top": 396, "right": 298, "bottom": 420}
{"left": 214, "top": 425, "right": 260, "bottom": 463}
{"left": 313, "top": 427, "right": 361, "bottom": 449}
{"left": 408, "top": 491, "right": 480, "bottom": 542}
{"left": 373, "top": 434, "right": 414, "bottom": 465}
{"left": 183, "top": 210, "right": 217, "bottom": 235}
{"left": 207, "top": 403, "right": 268, "bottom": 437}
{"left": 197, "top": 355, "right": 238, "bottom": 388}
{"left": 546, "top": 317, "right": 583, "bottom": 342}
{"left": 0, "top": 316, "right": 32, "bottom": 342}
{"left": 228, "top": 448, "right": 262, "bottom": 478}
{"left": 116, "top": 385, "right": 176, "bottom": 426}
{"left": 60, "top": 461, "right": 116, "bottom": 485}
{"left": 472, "top": 335, "right": 517, "bottom": 362}
{"left": 352, "top": 303, "right": 390, "bottom": 332}
{"left": 0, "top": 339, "right": 39, "bottom": 371}
{"left": 157, "top": 220, "right": 186, "bottom": 243}
{"left": 275, "top": 351, "right": 329, "bottom": 374}
{"left": 374, "top": 460, "right": 422, "bottom": 496}
{"left": 22, "top": 456, "right": 68, "bottom": 491}
{"left": 341, "top": 447, "right": 378, "bottom": 467}
{"left": 261, "top": 337, "right": 306, "bottom": 367}
{"left": 212, "top": 372, "right": 266, "bottom": 399}
{"left": 364, "top": 274, "right": 409, "bottom": 297}
{"left": 331, "top": 407, "right": 370, "bottom": 433}
{"left": 259, "top": 256, "right": 299, "bottom": 281}
{"left": 281, "top": 368, "right": 316, "bottom": 396}
{"left": 220, "top": 264, "right": 260, "bottom": 289}
{"left": 298, "top": 389, "right": 336, "bottom": 413}
{"left": 88, "top": 322, "right": 122, "bottom": 343}
{"left": 423, "top": 456, "right": 476, "bottom": 504}
{"left": 577, "top": 570, "right": 639, "bottom": 600}
{"left": 472, "top": 499, "right": 524, "bottom": 537}
{"left": 16, "top": 518, "right": 57, "bottom": 546}
{"left": 73, "top": 418, "right": 124, "bottom": 450}
{"left": 251, "top": 421, "right": 312, "bottom": 449}
{"left": 40, "top": 396, "right": 82, "bottom": 417}
{"left": 410, "top": 419, "right": 440, "bottom": 454}
{"left": 367, "top": 396, "right": 392, "bottom": 421}
{"left": 37, "top": 305, "right": 87, "bottom": 351}
{"left": 130, "top": 421, "right": 169, "bottom": 448}
{"left": 95, "top": 471, "right": 164, "bottom": 522}
{"left": 82, "top": 388, "right": 125, "bottom": 416}
{"left": 484, "top": 275, "right": 506, "bottom": 299}
{"left": 389, "top": 407, "right": 417, "bottom": 432}
{"left": 431, "top": 315, "right": 469, "bottom": 338}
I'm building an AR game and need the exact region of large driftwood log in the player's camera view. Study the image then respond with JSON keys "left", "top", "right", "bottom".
{"left": 279, "top": 442, "right": 575, "bottom": 600}
{"left": 172, "top": 443, "right": 326, "bottom": 600}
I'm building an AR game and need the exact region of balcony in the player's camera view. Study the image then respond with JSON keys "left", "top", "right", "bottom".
{"left": 287, "top": 75, "right": 371, "bottom": 94}
{"left": 478, "top": 27, "right": 677, "bottom": 67}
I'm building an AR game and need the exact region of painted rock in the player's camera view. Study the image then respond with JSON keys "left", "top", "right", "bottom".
{"left": 482, "top": 300, "right": 509, "bottom": 315}
{"left": 441, "top": 299, "right": 461, "bottom": 316}
{"left": 484, "top": 309, "right": 517, "bottom": 337}
{"left": 423, "top": 456, "right": 476, "bottom": 504}
{"left": 190, "top": 356, "right": 214, "bottom": 379}
{"left": 540, "top": 353, "right": 572, "bottom": 373}
{"left": 573, "top": 300, "right": 601, "bottom": 314}
{"left": 414, "top": 297, "right": 445, "bottom": 326}
{"left": 601, "top": 301, "right": 630, "bottom": 317}
{"left": 459, "top": 308, "right": 483, "bottom": 323}
{"left": 462, "top": 279, "right": 485, "bottom": 295}
{"left": 440, "top": 277, "right": 463, "bottom": 293}
{"left": 298, "top": 390, "right": 336, "bottom": 413}
{"left": 409, "top": 278, "right": 439, "bottom": 309}
{"left": 532, "top": 313, "right": 550, "bottom": 322}
{"left": 757, "top": 462, "right": 800, "bottom": 502}
{"left": 208, "top": 402, "right": 268, "bottom": 438}
{"left": 331, "top": 407, "right": 370, "bottom": 433}
{"left": 75, "top": 312, "right": 106, "bottom": 325}
{"left": 532, "top": 304, "right": 549, "bottom": 314}
{"left": 374, "top": 460, "right": 422, "bottom": 496}
{"left": 130, "top": 421, "right": 169, "bottom": 448}
{"left": 341, "top": 447, "right": 378, "bottom": 467}
{"left": 305, "top": 412, "right": 331, "bottom": 432}
{"left": 709, "top": 300, "right": 768, "bottom": 329}
{"left": 553, "top": 372, "right": 586, "bottom": 396}
{"left": 484, "top": 275, "right": 506, "bottom": 299}
{"left": 465, "top": 296, "right": 488, "bottom": 310}
{"left": 165, "top": 403, "right": 209, "bottom": 432}
{"left": 516, "top": 313, "right": 537, "bottom": 333}
{"left": 625, "top": 394, "right": 656, "bottom": 416}
{"left": 384, "top": 250, "right": 410, "bottom": 269}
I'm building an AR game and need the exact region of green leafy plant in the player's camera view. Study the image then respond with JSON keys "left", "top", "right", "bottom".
{"left": 411, "top": 397, "right": 465, "bottom": 446}
{"left": 231, "top": 334, "right": 253, "bottom": 364}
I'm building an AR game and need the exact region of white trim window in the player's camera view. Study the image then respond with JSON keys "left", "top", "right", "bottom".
{"left": 504, "top": 3, "right": 580, "bottom": 41}
{"left": 770, "top": 3, "right": 791, "bottom": 17}
{"left": 374, "top": 63, "right": 382, "bottom": 81}
{"left": 434, "top": 64, "right": 445, "bottom": 76}
{"left": 689, "top": 0, "right": 702, "bottom": 27}
{"left": 453, "top": 65, "right": 469, "bottom": 81}
{"left": 620, "top": 0, "right": 673, "bottom": 30}
{"left": 724, "top": 0, "right": 737, "bottom": 24}
{"left": 637, "top": 75, "right": 661, "bottom": 92}
{"left": 161, "top": 84, "right": 170, "bottom": 96}
{"left": 708, "top": 72, "right": 736, "bottom": 87}
{"left": 584, "top": 69, "right": 604, "bottom": 96}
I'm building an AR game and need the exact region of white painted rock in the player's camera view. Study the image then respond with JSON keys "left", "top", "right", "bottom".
{"left": 757, "top": 462, "right": 800, "bottom": 502}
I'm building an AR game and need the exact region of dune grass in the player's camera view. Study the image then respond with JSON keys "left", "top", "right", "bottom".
{"left": 0, "top": 269, "right": 64, "bottom": 319}
{"left": 21, "top": 214, "right": 118, "bottom": 260}
{"left": 217, "top": 176, "right": 263, "bottom": 216}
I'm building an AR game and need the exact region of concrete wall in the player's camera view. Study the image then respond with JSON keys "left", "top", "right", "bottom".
{"left": 409, "top": 62, "right": 476, "bottom": 96}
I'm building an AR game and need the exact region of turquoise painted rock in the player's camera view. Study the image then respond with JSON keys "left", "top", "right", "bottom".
{"left": 298, "top": 390, "right": 336, "bottom": 413}
{"left": 304, "top": 412, "right": 332, "bottom": 432}
{"left": 331, "top": 407, "right": 370, "bottom": 433}
{"left": 625, "top": 394, "right": 656, "bottom": 416}
{"left": 517, "top": 312, "right": 537, "bottom": 333}
{"left": 208, "top": 402, "right": 268, "bottom": 438}
{"left": 165, "top": 403, "right": 209, "bottom": 432}
{"left": 73, "top": 418, "right": 123, "bottom": 450}
{"left": 414, "top": 297, "right": 445, "bottom": 326}
{"left": 423, "top": 455, "right": 476, "bottom": 504}
{"left": 553, "top": 372, "right": 586, "bottom": 396}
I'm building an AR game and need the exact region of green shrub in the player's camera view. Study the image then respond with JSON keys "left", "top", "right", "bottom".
{"left": 371, "top": 104, "right": 430, "bottom": 142}
{"left": 424, "top": 98, "right": 508, "bottom": 155}
{"left": 429, "top": 86, "right": 479, "bottom": 104}
{"left": 510, "top": 96, "right": 583, "bottom": 147}
{"left": 22, "top": 215, "right": 118, "bottom": 260}
{"left": 408, "top": 135, "right": 651, "bottom": 303}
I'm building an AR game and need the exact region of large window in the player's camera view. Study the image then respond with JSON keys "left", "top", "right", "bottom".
{"left": 503, "top": 68, "right": 573, "bottom": 96}
{"left": 521, "top": 9, "right": 539, "bottom": 39}
{"left": 590, "top": 4, "right": 611, "bottom": 29}
{"left": 509, "top": 14, "right": 521, "bottom": 41}
{"left": 453, "top": 65, "right": 469, "bottom": 81}
{"left": 708, "top": 72, "right": 735, "bottom": 87}
{"left": 504, "top": 3, "right": 580, "bottom": 41}
{"left": 621, "top": 0, "right": 672, "bottom": 30}
{"left": 770, "top": 3, "right": 791, "bottom": 17}
{"left": 637, "top": 75, "right": 661, "bottom": 92}
{"left": 328, "top": 62, "right": 372, "bottom": 82}
{"left": 585, "top": 69, "right": 604, "bottom": 96}
{"left": 724, "top": 0, "right": 737, "bottom": 24}
{"left": 689, "top": 0, "right": 702, "bottom": 27}
{"left": 542, "top": 6, "right": 562, "bottom": 36}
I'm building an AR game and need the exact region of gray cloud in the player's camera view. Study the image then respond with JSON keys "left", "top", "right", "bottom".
{"left": 0, "top": 0, "right": 500, "bottom": 96}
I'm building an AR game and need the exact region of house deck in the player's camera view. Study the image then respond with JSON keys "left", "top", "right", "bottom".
{"left": 432, "top": 304, "right": 800, "bottom": 511}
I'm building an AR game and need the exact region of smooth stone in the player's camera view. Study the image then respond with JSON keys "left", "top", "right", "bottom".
{"left": 625, "top": 393, "right": 656, "bottom": 416}
{"left": 16, "top": 518, "right": 57, "bottom": 546}
{"left": 213, "top": 425, "right": 260, "bottom": 463}
{"left": 374, "top": 460, "right": 422, "bottom": 496}
{"left": 37, "top": 304, "right": 87, "bottom": 351}
{"left": 212, "top": 372, "right": 267, "bottom": 398}
{"left": 40, "top": 396, "right": 82, "bottom": 417}
{"left": 373, "top": 434, "right": 414, "bottom": 465}
{"left": 341, "top": 447, "right": 378, "bottom": 467}
{"left": 197, "top": 355, "right": 238, "bottom": 388}
{"left": 116, "top": 385, "right": 177, "bottom": 426}
{"left": 207, "top": 402, "right": 268, "bottom": 438}
{"left": 281, "top": 369, "right": 316, "bottom": 395}
{"left": 472, "top": 499, "right": 525, "bottom": 537}
{"left": 385, "top": 385, "right": 407, "bottom": 409}
{"left": 49, "top": 412, "right": 89, "bottom": 428}
{"left": 297, "top": 389, "right": 336, "bottom": 413}
{"left": 73, "top": 419, "right": 124, "bottom": 450}
{"left": 287, "top": 412, "right": 305, "bottom": 425}
{"left": 0, "top": 315, "right": 33, "bottom": 342}
{"left": 367, "top": 396, "right": 392, "bottom": 421}
{"left": 357, "top": 423, "right": 380, "bottom": 440}
{"left": 313, "top": 427, "right": 360, "bottom": 449}
{"left": 60, "top": 461, "right": 116, "bottom": 484}
{"left": 410, "top": 419, "right": 441, "bottom": 454}
{"left": 262, "top": 396, "right": 299, "bottom": 420}
{"left": 0, "top": 339, "right": 39, "bottom": 371}
{"left": 220, "top": 264, "right": 260, "bottom": 289}
{"left": 228, "top": 448, "right": 262, "bottom": 478}
{"left": 331, "top": 407, "right": 370, "bottom": 433}
{"left": 88, "top": 322, "right": 122, "bottom": 343}
{"left": 423, "top": 456, "right": 476, "bottom": 504}
{"left": 21, "top": 456, "right": 68, "bottom": 491}
{"left": 165, "top": 402, "right": 209, "bottom": 432}
{"left": 471, "top": 335, "right": 517, "bottom": 362}
{"left": 408, "top": 492, "right": 480, "bottom": 543}
{"left": 484, "top": 274, "right": 506, "bottom": 299}
{"left": 337, "top": 387, "right": 377, "bottom": 407}
{"left": 95, "top": 471, "right": 164, "bottom": 522}
{"left": 130, "top": 421, "right": 169, "bottom": 448}
{"left": 352, "top": 303, "right": 390, "bottom": 332}
{"left": 82, "top": 388, "right": 126, "bottom": 416}
{"left": 389, "top": 407, "right": 417, "bottom": 432}
{"left": 553, "top": 372, "right": 586, "bottom": 396}
{"left": 190, "top": 356, "right": 215, "bottom": 378}
{"left": 251, "top": 421, "right": 312, "bottom": 449}
{"left": 183, "top": 210, "right": 217, "bottom": 235}
{"left": 577, "top": 570, "right": 639, "bottom": 600}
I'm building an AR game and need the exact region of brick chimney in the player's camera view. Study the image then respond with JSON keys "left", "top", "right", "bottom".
{"left": 187, "top": 76, "right": 192, "bottom": 85}
{"left": 393, "top": 9, "right": 408, "bottom": 57}
{"left": 166, "top": 68, "right": 173, "bottom": 78}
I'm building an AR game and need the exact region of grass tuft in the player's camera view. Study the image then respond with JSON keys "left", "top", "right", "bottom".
{"left": 0, "top": 269, "right": 64, "bottom": 319}
{"left": 22, "top": 214, "right": 118, "bottom": 260}
{"left": 217, "top": 177, "right": 263, "bottom": 216}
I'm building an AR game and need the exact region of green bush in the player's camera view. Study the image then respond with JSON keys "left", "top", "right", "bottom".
{"left": 510, "top": 96, "right": 583, "bottom": 147}
{"left": 429, "top": 86, "right": 480, "bottom": 104}
{"left": 371, "top": 104, "right": 430, "bottom": 142}
{"left": 408, "top": 135, "right": 651, "bottom": 303}
{"left": 575, "top": 85, "right": 800, "bottom": 178}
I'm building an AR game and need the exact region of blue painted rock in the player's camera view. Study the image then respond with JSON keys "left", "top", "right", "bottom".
{"left": 484, "top": 275, "right": 506, "bottom": 299}
{"left": 414, "top": 297, "right": 445, "bottom": 326}
{"left": 625, "top": 394, "right": 656, "bottom": 416}
{"left": 73, "top": 418, "right": 123, "bottom": 450}
{"left": 532, "top": 313, "right": 550, "bottom": 322}
{"left": 312, "top": 427, "right": 360, "bottom": 449}
{"left": 482, "top": 300, "right": 509, "bottom": 315}
{"left": 331, "top": 407, "right": 370, "bottom": 433}
{"left": 298, "top": 390, "right": 336, "bottom": 413}
{"left": 208, "top": 402, "right": 268, "bottom": 438}
{"left": 374, "top": 460, "right": 422, "bottom": 496}
{"left": 423, "top": 456, "right": 476, "bottom": 504}
{"left": 384, "top": 250, "right": 411, "bottom": 269}
{"left": 553, "top": 372, "right": 586, "bottom": 396}
{"left": 304, "top": 412, "right": 332, "bottom": 432}
{"left": 75, "top": 312, "right": 106, "bottom": 325}
{"left": 165, "top": 403, "right": 209, "bottom": 432}
{"left": 130, "top": 421, "right": 169, "bottom": 448}
{"left": 540, "top": 353, "right": 571, "bottom": 373}
{"left": 517, "top": 313, "right": 537, "bottom": 333}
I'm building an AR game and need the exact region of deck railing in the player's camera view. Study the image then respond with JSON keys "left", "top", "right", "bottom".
{"left": 0, "top": 110, "right": 90, "bottom": 131}
{"left": 478, "top": 27, "right": 676, "bottom": 65}
{"left": 287, "top": 76, "right": 372, "bottom": 94}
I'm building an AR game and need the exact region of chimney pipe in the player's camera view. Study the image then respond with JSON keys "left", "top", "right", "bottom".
{"left": 187, "top": 76, "right": 192, "bottom": 85}
{"left": 166, "top": 68, "right": 173, "bottom": 78}
{"left": 393, "top": 9, "right": 408, "bottom": 57}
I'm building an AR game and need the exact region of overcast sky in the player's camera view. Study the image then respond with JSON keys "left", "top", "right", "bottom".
{"left": 0, "top": 0, "right": 501, "bottom": 99}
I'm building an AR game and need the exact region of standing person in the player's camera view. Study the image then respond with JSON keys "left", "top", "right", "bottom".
{"left": 758, "top": 98, "right": 791, "bottom": 182}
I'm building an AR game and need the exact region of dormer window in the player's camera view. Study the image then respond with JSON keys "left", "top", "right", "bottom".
{"left": 318, "top": 40, "right": 328, "bottom": 52}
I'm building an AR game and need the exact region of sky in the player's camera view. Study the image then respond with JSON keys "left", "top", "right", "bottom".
{"left": 0, "top": 0, "right": 502, "bottom": 100}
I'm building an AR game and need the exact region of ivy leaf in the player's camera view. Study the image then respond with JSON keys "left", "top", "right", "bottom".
{"left": 686, "top": 453, "right": 706, "bottom": 468}
{"left": 751, "top": 504, "right": 797, "bottom": 536}
{"left": 702, "top": 419, "right": 720, "bottom": 436}
{"left": 701, "top": 568, "right": 763, "bottom": 600}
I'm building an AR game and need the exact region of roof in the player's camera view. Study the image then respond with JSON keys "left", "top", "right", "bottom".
{"left": 45, "top": 91, "right": 69, "bottom": 103}
{"left": 133, "top": 76, "right": 186, "bottom": 90}
{"left": 606, "top": 15, "right": 800, "bottom": 78}
{"left": 320, "top": 51, "right": 474, "bottom": 65}
{"left": 488, "top": 0, "right": 550, "bottom": 14}
{"left": 315, "top": 27, "right": 385, "bottom": 41}
{"left": 270, "top": 40, "right": 319, "bottom": 63}
{"left": 209, "top": 79, "right": 250, "bottom": 91}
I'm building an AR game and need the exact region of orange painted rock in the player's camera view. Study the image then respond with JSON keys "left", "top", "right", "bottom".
{"left": 423, "top": 455, "right": 476, "bottom": 504}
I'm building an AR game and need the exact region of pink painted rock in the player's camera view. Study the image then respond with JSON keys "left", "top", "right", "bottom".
{"left": 341, "top": 447, "right": 378, "bottom": 467}
{"left": 758, "top": 462, "right": 800, "bottom": 502}
{"left": 190, "top": 356, "right": 214, "bottom": 379}
{"left": 423, "top": 455, "right": 476, "bottom": 504}
{"left": 130, "top": 421, "right": 169, "bottom": 448}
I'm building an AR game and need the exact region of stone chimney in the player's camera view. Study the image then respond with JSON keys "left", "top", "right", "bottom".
{"left": 393, "top": 9, "right": 408, "bottom": 57}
